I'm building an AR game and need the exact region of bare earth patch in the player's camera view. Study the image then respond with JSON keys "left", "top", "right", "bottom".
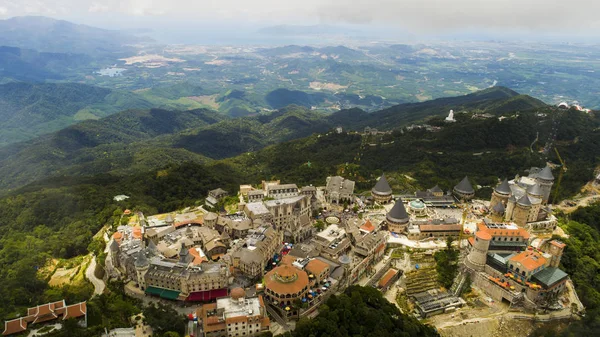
{"left": 188, "top": 95, "right": 220, "bottom": 109}
{"left": 309, "top": 81, "right": 348, "bottom": 91}
{"left": 119, "top": 54, "right": 184, "bottom": 67}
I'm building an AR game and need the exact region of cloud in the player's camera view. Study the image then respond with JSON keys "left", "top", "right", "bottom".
{"left": 2, "top": 0, "right": 600, "bottom": 34}
{"left": 0, "top": 7, "right": 7, "bottom": 15}
{"left": 314, "top": 0, "right": 600, "bottom": 33}
{"left": 88, "top": 3, "right": 110, "bottom": 13}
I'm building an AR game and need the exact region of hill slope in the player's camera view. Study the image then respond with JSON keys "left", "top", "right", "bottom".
{"left": 0, "top": 108, "right": 224, "bottom": 191}
{"left": 331, "top": 86, "right": 547, "bottom": 130}
{"left": 0, "top": 16, "right": 151, "bottom": 54}
{"left": 0, "top": 87, "right": 552, "bottom": 192}
{"left": 0, "top": 82, "right": 156, "bottom": 146}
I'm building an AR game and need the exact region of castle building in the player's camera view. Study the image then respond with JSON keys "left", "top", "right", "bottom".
{"left": 324, "top": 176, "right": 355, "bottom": 204}
{"left": 264, "top": 196, "right": 312, "bottom": 242}
{"left": 453, "top": 176, "right": 475, "bottom": 201}
{"left": 386, "top": 198, "right": 410, "bottom": 233}
{"left": 206, "top": 188, "right": 229, "bottom": 209}
{"left": 371, "top": 174, "right": 393, "bottom": 204}
{"left": 231, "top": 226, "right": 283, "bottom": 279}
{"left": 113, "top": 228, "right": 230, "bottom": 302}
{"left": 466, "top": 220, "right": 530, "bottom": 254}
{"left": 464, "top": 229, "right": 569, "bottom": 307}
{"left": 198, "top": 288, "right": 270, "bottom": 337}
{"left": 266, "top": 183, "right": 299, "bottom": 200}
{"left": 489, "top": 165, "right": 555, "bottom": 227}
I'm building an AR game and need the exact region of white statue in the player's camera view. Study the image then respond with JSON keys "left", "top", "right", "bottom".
{"left": 445, "top": 109, "right": 456, "bottom": 122}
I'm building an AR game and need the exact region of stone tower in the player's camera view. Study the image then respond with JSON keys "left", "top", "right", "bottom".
{"left": 512, "top": 195, "right": 532, "bottom": 227}
{"left": 371, "top": 173, "right": 393, "bottom": 204}
{"left": 204, "top": 212, "right": 218, "bottom": 229}
{"left": 546, "top": 240, "right": 566, "bottom": 268}
{"left": 534, "top": 165, "right": 554, "bottom": 204}
{"left": 134, "top": 251, "right": 150, "bottom": 291}
{"left": 504, "top": 195, "right": 516, "bottom": 222}
{"left": 526, "top": 184, "right": 544, "bottom": 222}
{"left": 490, "top": 179, "right": 511, "bottom": 209}
{"left": 466, "top": 230, "right": 491, "bottom": 271}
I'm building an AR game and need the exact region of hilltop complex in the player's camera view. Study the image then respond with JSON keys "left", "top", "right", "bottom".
{"left": 92, "top": 165, "right": 580, "bottom": 337}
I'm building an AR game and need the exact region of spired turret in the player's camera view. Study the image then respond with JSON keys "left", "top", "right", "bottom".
{"left": 371, "top": 174, "right": 393, "bottom": 204}
{"left": 490, "top": 178, "right": 511, "bottom": 211}
{"left": 134, "top": 251, "right": 150, "bottom": 290}
{"left": 453, "top": 176, "right": 475, "bottom": 200}
{"left": 513, "top": 195, "right": 532, "bottom": 227}
{"left": 386, "top": 198, "right": 410, "bottom": 233}
{"left": 533, "top": 165, "right": 554, "bottom": 204}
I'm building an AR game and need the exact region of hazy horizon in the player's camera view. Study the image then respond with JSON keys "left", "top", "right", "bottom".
{"left": 1, "top": 0, "right": 599, "bottom": 44}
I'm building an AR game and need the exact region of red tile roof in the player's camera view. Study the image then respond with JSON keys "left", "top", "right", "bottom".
{"left": 360, "top": 220, "right": 375, "bottom": 233}
{"left": 305, "top": 259, "right": 329, "bottom": 276}
{"left": 265, "top": 265, "right": 309, "bottom": 296}
{"left": 477, "top": 222, "right": 530, "bottom": 239}
{"left": 476, "top": 231, "right": 492, "bottom": 241}
{"left": 62, "top": 303, "right": 87, "bottom": 320}
{"left": 378, "top": 269, "right": 398, "bottom": 288}
{"left": 509, "top": 251, "right": 547, "bottom": 271}
{"left": 3, "top": 318, "right": 27, "bottom": 336}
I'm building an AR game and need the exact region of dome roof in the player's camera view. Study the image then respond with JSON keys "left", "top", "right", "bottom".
{"left": 495, "top": 179, "right": 511, "bottom": 195}
{"left": 230, "top": 287, "right": 245, "bottom": 300}
{"left": 265, "top": 264, "right": 309, "bottom": 296}
{"left": 372, "top": 174, "right": 392, "bottom": 195}
{"left": 410, "top": 200, "right": 426, "bottom": 209}
{"left": 454, "top": 176, "right": 474, "bottom": 195}
{"left": 527, "top": 183, "right": 543, "bottom": 197}
{"left": 387, "top": 198, "right": 409, "bottom": 224}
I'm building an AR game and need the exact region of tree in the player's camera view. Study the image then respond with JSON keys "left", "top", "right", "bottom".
{"left": 143, "top": 302, "right": 186, "bottom": 336}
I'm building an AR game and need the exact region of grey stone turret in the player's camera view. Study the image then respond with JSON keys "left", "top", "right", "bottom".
{"left": 495, "top": 179, "right": 511, "bottom": 195}
{"left": 372, "top": 174, "right": 392, "bottom": 195}
{"left": 387, "top": 198, "right": 409, "bottom": 224}
{"left": 135, "top": 251, "right": 149, "bottom": 268}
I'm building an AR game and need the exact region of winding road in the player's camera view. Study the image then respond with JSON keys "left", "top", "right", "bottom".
{"left": 85, "top": 255, "right": 106, "bottom": 296}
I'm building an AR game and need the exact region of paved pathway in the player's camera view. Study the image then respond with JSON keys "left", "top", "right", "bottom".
{"left": 85, "top": 255, "right": 106, "bottom": 296}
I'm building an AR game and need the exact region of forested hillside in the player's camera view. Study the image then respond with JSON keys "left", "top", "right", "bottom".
{"left": 0, "top": 82, "right": 155, "bottom": 145}
{"left": 279, "top": 285, "right": 439, "bottom": 337}
{"left": 0, "top": 87, "right": 559, "bottom": 192}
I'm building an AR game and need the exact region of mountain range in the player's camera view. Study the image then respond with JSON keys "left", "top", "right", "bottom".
{"left": 0, "top": 16, "right": 152, "bottom": 54}
{"left": 0, "top": 86, "right": 558, "bottom": 193}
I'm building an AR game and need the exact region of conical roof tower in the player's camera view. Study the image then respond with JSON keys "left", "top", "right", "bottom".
{"left": 386, "top": 198, "right": 409, "bottom": 224}
{"left": 372, "top": 174, "right": 392, "bottom": 195}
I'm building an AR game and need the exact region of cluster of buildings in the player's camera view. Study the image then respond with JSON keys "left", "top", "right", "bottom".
{"left": 107, "top": 177, "right": 394, "bottom": 328}
{"left": 101, "top": 162, "right": 574, "bottom": 334}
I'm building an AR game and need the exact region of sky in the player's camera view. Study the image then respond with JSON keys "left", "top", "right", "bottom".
{"left": 0, "top": 0, "right": 599, "bottom": 41}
